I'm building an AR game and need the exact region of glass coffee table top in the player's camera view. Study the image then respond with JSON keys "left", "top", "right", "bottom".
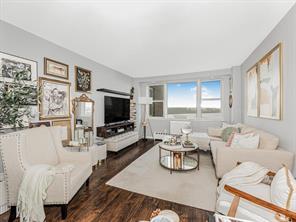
{"left": 160, "top": 155, "right": 198, "bottom": 171}
{"left": 158, "top": 142, "right": 199, "bottom": 173}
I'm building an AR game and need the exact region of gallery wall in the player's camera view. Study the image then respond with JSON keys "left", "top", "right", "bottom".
{"left": 240, "top": 4, "right": 296, "bottom": 174}
{"left": 0, "top": 20, "right": 133, "bottom": 127}
{"left": 0, "top": 20, "right": 133, "bottom": 174}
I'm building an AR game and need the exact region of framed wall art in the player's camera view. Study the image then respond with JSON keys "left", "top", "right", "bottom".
{"left": 258, "top": 43, "right": 282, "bottom": 120}
{"left": 75, "top": 66, "right": 91, "bottom": 92}
{"left": 39, "top": 77, "right": 71, "bottom": 119}
{"left": 44, "top": 57, "right": 69, "bottom": 79}
{"left": 247, "top": 65, "right": 259, "bottom": 117}
{"left": 29, "top": 121, "right": 51, "bottom": 128}
{"left": 0, "top": 51, "right": 37, "bottom": 84}
{"left": 52, "top": 119, "right": 72, "bottom": 143}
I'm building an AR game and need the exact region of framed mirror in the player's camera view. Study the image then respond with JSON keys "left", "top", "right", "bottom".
{"left": 72, "top": 94, "right": 94, "bottom": 143}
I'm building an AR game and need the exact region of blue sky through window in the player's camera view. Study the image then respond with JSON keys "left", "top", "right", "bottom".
{"left": 201, "top": 80, "right": 221, "bottom": 99}
{"left": 167, "top": 82, "right": 197, "bottom": 108}
{"left": 167, "top": 80, "right": 221, "bottom": 109}
{"left": 201, "top": 80, "right": 221, "bottom": 109}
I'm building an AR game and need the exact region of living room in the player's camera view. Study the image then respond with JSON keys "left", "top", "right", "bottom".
{"left": 0, "top": 1, "right": 296, "bottom": 222}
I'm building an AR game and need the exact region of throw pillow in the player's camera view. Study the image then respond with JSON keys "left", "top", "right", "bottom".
{"left": 271, "top": 167, "right": 296, "bottom": 211}
{"left": 225, "top": 132, "right": 236, "bottom": 147}
{"left": 208, "top": 127, "right": 223, "bottom": 138}
{"left": 222, "top": 122, "right": 244, "bottom": 130}
{"left": 221, "top": 127, "right": 238, "bottom": 142}
{"left": 230, "top": 133, "right": 260, "bottom": 149}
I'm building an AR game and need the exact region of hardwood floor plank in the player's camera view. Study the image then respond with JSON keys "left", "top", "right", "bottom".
{"left": 0, "top": 139, "right": 214, "bottom": 222}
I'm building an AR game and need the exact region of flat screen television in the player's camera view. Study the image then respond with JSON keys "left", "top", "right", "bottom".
{"left": 104, "top": 96, "right": 130, "bottom": 124}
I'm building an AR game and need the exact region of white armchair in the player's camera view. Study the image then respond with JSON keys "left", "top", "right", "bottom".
{"left": 0, "top": 126, "right": 92, "bottom": 221}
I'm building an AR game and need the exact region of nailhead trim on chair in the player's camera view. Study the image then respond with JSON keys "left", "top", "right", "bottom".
{"left": 0, "top": 131, "right": 70, "bottom": 206}
{"left": 0, "top": 133, "right": 22, "bottom": 206}
{"left": 49, "top": 127, "right": 69, "bottom": 203}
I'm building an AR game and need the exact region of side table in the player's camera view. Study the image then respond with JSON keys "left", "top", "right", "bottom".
{"left": 64, "top": 143, "right": 107, "bottom": 169}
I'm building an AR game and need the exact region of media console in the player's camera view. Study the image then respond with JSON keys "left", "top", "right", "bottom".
{"left": 96, "top": 122, "right": 139, "bottom": 152}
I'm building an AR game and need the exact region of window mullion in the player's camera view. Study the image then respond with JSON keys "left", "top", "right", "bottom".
{"left": 197, "top": 80, "right": 201, "bottom": 118}
{"left": 164, "top": 84, "right": 167, "bottom": 118}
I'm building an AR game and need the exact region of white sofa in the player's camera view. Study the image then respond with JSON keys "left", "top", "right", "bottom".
{"left": 0, "top": 126, "right": 92, "bottom": 221}
{"left": 209, "top": 125, "right": 294, "bottom": 178}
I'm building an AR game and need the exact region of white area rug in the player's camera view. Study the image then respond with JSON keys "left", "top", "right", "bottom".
{"left": 107, "top": 144, "right": 218, "bottom": 211}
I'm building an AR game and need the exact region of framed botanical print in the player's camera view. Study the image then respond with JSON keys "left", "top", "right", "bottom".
{"left": 39, "top": 77, "right": 71, "bottom": 119}
{"left": 75, "top": 66, "right": 91, "bottom": 92}
{"left": 52, "top": 119, "right": 72, "bottom": 143}
{"left": 0, "top": 51, "right": 37, "bottom": 84}
{"left": 247, "top": 65, "right": 259, "bottom": 117}
{"left": 258, "top": 43, "right": 282, "bottom": 120}
{"left": 44, "top": 57, "right": 69, "bottom": 79}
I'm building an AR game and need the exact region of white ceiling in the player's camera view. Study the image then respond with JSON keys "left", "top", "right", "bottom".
{"left": 1, "top": 0, "right": 295, "bottom": 78}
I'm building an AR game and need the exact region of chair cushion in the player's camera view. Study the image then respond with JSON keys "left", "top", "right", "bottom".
{"left": 216, "top": 184, "right": 276, "bottom": 222}
{"left": 271, "top": 167, "right": 296, "bottom": 211}
{"left": 22, "top": 127, "right": 59, "bottom": 165}
{"left": 241, "top": 126, "right": 279, "bottom": 150}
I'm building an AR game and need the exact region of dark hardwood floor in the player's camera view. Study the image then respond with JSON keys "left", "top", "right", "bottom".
{"left": 0, "top": 139, "right": 214, "bottom": 222}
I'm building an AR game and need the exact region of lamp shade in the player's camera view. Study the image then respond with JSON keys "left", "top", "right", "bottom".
{"left": 137, "top": 97, "right": 153, "bottom": 105}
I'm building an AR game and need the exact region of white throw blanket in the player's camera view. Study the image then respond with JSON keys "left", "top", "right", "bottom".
{"left": 217, "top": 162, "right": 269, "bottom": 195}
{"left": 17, "top": 164, "right": 56, "bottom": 222}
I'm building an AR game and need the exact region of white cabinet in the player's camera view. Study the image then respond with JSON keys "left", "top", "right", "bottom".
{"left": 105, "top": 131, "right": 139, "bottom": 152}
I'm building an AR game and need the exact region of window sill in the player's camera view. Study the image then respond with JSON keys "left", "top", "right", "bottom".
{"left": 148, "top": 116, "right": 223, "bottom": 122}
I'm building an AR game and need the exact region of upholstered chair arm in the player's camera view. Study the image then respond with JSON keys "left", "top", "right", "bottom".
{"left": 45, "top": 165, "right": 74, "bottom": 204}
{"left": 0, "top": 132, "right": 32, "bottom": 206}
{"left": 225, "top": 185, "right": 296, "bottom": 221}
{"left": 50, "top": 126, "right": 92, "bottom": 165}
{"left": 58, "top": 150, "right": 92, "bottom": 165}
{"left": 215, "top": 147, "right": 294, "bottom": 178}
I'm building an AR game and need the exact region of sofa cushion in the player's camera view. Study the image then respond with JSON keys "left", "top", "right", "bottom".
{"left": 216, "top": 183, "right": 276, "bottom": 222}
{"left": 271, "top": 167, "right": 296, "bottom": 211}
{"left": 241, "top": 126, "right": 279, "bottom": 150}
{"left": 22, "top": 127, "right": 59, "bottom": 165}
{"left": 208, "top": 127, "right": 223, "bottom": 138}
{"left": 230, "top": 133, "right": 260, "bottom": 149}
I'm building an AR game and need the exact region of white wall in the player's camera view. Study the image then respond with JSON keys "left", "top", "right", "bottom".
{"left": 134, "top": 67, "right": 242, "bottom": 138}
{"left": 240, "top": 5, "right": 296, "bottom": 174}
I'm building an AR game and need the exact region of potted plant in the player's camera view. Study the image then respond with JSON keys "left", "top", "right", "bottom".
{"left": 0, "top": 71, "right": 38, "bottom": 132}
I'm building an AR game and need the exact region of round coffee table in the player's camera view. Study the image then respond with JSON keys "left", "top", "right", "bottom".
{"left": 159, "top": 142, "right": 199, "bottom": 174}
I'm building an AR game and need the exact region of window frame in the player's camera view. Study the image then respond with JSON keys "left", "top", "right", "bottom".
{"left": 147, "top": 78, "right": 224, "bottom": 120}
{"left": 200, "top": 80, "right": 223, "bottom": 119}
{"left": 148, "top": 84, "right": 166, "bottom": 117}
{"left": 166, "top": 80, "right": 198, "bottom": 119}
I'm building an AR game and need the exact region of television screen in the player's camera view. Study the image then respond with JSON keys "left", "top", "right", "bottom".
{"left": 104, "top": 96, "right": 130, "bottom": 124}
